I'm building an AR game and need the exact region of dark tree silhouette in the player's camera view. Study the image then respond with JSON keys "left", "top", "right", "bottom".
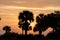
{"left": 33, "top": 11, "right": 60, "bottom": 36}
{"left": 3, "top": 26, "right": 11, "bottom": 33}
{"left": 43, "top": 11, "right": 60, "bottom": 39}
{"left": 0, "top": 18, "right": 1, "bottom": 20}
{"left": 18, "top": 10, "right": 34, "bottom": 35}
{"left": 46, "top": 11, "right": 60, "bottom": 32}
{"left": 0, "top": 11, "right": 60, "bottom": 40}
{"left": 33, "top": 14, "right": 45, "bottom": 35}
{"left": 55, "top": 11, "right": 60, "bottom": 14}
{"left": 53, "top": 11, "right": 60, "bottom": 35}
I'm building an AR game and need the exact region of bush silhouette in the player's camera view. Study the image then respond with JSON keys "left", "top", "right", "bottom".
{"left": 3, "top": 26, "right": 11, "bottom": 33}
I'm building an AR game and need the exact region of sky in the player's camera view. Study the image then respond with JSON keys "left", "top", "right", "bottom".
{"left": 0, "top": 0, "right": 60, "bottom": 36}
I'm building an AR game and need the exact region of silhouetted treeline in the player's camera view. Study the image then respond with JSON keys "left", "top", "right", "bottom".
{"left": 0, "top": 10, "right": 60, "bottom": 40}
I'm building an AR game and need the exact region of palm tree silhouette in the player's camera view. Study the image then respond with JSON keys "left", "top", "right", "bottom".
{"left": 18, "top": 10, "right": 34, "bottom": 35}
{"left": 3, "top": 26, "right": 11, "bottom": 33}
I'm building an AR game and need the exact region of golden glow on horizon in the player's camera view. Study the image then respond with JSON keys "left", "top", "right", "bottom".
{"left": 0, "top": 6, "right": 60, "bottom": 10}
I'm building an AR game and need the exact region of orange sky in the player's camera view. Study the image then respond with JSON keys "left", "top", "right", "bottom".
{"left": 0, "top": 0, "right": 60, "bottom": 36}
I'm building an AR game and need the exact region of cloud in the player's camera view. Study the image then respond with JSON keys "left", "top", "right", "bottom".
{"left": 0, "top": 0, "right": 60, "bottom": 8}
{"left": 0, "top": 5, "right": 60, "bottom": 10}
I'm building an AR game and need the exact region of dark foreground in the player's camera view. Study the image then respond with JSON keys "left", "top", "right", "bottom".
{"left": 0, "top": 32, "right": 60, "bottom": 40}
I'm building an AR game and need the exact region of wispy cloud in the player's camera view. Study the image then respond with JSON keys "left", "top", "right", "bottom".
{"left": 0, "top": 0, "right": 60, "bottom": 8}
{"left": 0, "top": 6, "right": 60, "bottom": 10}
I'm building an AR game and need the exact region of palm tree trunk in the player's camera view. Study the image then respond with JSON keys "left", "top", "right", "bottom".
{"left": 25, "top": 20, "right": 27, "bottom": 35}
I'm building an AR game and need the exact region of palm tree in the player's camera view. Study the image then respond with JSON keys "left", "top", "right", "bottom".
{"left": 18, "top": 10, "right": 34, "bottom": 35}
{"left": 3, "top": 26, "right": 11, "bottom": 33}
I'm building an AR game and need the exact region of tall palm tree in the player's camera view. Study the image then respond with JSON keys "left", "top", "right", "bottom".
{"left": 3, "top": 26, "right": 11, "bottom": 33}
{"left": 18, "top": 10, "right": 34, "bottom": 35}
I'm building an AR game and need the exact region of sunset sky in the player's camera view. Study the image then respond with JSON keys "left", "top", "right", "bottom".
{"left": 0, "top": 0, "right": 60, "bottom": 35}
